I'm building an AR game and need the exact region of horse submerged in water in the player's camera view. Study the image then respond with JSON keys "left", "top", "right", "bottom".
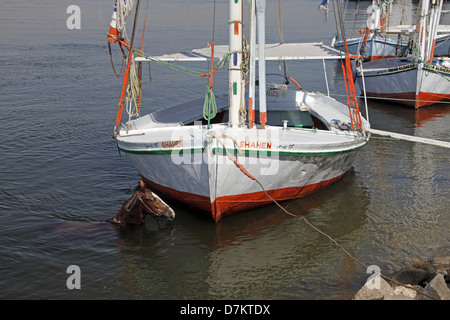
{"left": 109, "top": 180, "right": 175, "bottom": 225}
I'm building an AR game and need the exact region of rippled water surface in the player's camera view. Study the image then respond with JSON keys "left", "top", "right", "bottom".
{"left": 1, "top": 0, "right": 449, "bottom": 300}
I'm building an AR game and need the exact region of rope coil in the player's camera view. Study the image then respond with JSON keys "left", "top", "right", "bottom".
{"left": 203, "top": 86, "right": 217, "bottom": 126}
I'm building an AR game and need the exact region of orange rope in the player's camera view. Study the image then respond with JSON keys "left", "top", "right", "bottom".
{"left": 115, "top": 51, "right": 134, "bottom": 128}
{"left": 209, "top": 42, "right": 215, "bottom": 89}
{"left": 289, "top": 77, "right": 302, "bottom": 90}
{"left": 114, "top": 13, "right": 146, "bottom": 128}
{"left": 199, "top": 42, "right": 218, "bottom": 89}
{"left": 342, "top": 38, "right": 363, "bottom": 131}
{"left": 228, "top": 155, "right": 256, "bottom": 180}
{"left": 341, "top": 60, "right": 354, "bottom": 130}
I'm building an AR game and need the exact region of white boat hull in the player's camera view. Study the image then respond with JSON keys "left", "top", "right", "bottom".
{"left": 117, "top": 91, "right": 369, "bottom": 221}
{"left": 333, "top": 34, "right": 408, "bottom": 61}
{"left": 355, "top": 58, "right": 450, "bottom": 108}
{"left": 109, "top": 0, "right": 370, "bottom": 222}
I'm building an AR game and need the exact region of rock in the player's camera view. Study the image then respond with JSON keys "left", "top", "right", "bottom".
{"left": 353, "top": 255, "right": 450, "bottom": 300}
{"left": 410, "top": 258, "right": 437, "bottom": 273}
{"left": 420, "top": 274, "right": 450, "bottom": 300}
{"left": 388, "top": 262, "right": 436, "bottom": 288}
{"left": 429, "top": 256, "right": 450, "bottom": 272}
{"left": 383, "top": 293, "right": 414, "bottom": 300}
{"left": 353, "top": 276, "right": 395, "bottom": 300}
{"left": 392, "top": 285, "right": 419, "bottom": 299}
{"left": 429, "top": 256, "right": 450, "bottom": 282}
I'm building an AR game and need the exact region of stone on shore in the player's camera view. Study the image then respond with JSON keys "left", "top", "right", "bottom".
{"left": 353, "top": 276, "right": 394, "bottom": 300}
{"left": 420, "top": 274, "right": 450, "bottom": 300}
{"left": 430, "top": 256, "right": 450, "bottom": 281}
{"left": 387, "top": 258, "right": 436, "bottom": 288}
{"left": 353, "top": 256, "right": 450, "bottom": 300}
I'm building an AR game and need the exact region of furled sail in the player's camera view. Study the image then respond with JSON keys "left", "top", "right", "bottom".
{"left": 108, "top": 0, "right": 135, "bottom": 44}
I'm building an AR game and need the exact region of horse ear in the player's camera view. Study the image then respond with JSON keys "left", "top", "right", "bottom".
{"left": 139, "top": 180, "right": 146, "bottom": 189}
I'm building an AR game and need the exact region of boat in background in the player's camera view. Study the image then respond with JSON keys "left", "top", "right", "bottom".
{"left": 355, "top": 0, "right": 450, "bottom": 108}
{"left": 109, "top": 0, "right": 370, "bottom": 222}
{"left": 331, "top": 0, "right": 410, "bottom": 60}
{"left": 332, "top": 33, "right": 409, "bottom": 60}
{"left": 331, "top": 0, "right": 450, "bottom": 61}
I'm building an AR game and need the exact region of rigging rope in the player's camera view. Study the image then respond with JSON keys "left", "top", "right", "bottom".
{"left": 113, "top": 0, "right": 141, "bottom": 132}
{"left": 125, "top": 57, "right": 141, "bottom": 121}
{"left": 115, "top": 0, "right": 135, "bottom": 34}
{"left": 134, "top": 50, "right": 209, "bottom": 76}
{"left": 203, "top": 0, "right": 218, "bottom": 128}
{"left": 107, "top": 0, "right": 136, "bottom": 77}
{"left": 274, "top": 0, "right": 290, "bottom": 79}
{"left": 108, "top": 41, "right": 126, "bottom": 77}
{"left": 329, "top": 92, "right": 450, "bottom": 105}
{"left": 240, "top": 35, "right": 249, "bottom": 126}
{"left": 332, "top": 0, "right": 364, "bottom": 133}
{"left": 203, "top": 86, "right": 218, "bottom": 125}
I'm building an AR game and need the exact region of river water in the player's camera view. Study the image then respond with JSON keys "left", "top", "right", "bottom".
{"left": 1, "top": 0, "right": 449, "bottom": 301}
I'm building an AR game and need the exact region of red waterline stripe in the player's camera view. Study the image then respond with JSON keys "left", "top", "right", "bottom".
{"left": 141, "top": 170, "right": 349, "bottom": 222}
{"left": 366, "top": 91, "right": 450, "bottom": 108}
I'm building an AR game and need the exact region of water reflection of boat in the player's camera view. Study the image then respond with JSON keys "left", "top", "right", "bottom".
{"left": 111, "top": 169, "right": 369, "bottom": 299}
{"left": 414, "top": 104, "right": 450, "bottom": 127}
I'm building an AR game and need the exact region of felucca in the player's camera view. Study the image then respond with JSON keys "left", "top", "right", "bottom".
{"left": 108, "top": 0, "right": 370, "bottom": 221}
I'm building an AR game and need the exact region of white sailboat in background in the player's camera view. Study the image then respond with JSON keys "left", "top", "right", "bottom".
{"left": 108, "top": 0, "right": 370, "bottom": 222}
{"left": 331, "top": 0, "right": 450, "bottom": 61}
{"left": 355, "top": 0, "right": 450, "bottom": 108}
{"left": 331, "top": 0, "right": 410, "bottom": 60}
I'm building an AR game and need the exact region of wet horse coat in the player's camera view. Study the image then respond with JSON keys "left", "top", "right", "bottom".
{"left": 109, "top": 180, "right": 175, "bottom": 224}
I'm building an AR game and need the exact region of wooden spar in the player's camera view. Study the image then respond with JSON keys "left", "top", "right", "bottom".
{"left": 368, "top": 128, "right": 450, "bottom": 149}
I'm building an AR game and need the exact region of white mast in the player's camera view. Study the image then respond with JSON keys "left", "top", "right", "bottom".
{"left": 418, "top": 0, "right": 430, "bottom": 62}
{"left": 248, "top": 0, "right": 256, "bottom": 128}
{"left": 256, "top": 0, "right": 267, "bottom": 128}
{"left": 366, "top": 0, "right": 381, "bottom": 31}
{"left": 228, "top": 0, "right": 243, "bottom": 127}
{"left": 427, "top": 0, "right": 443, "bottom": 61}
{"left": 415, "top": 0, "right": 430, "bottom": 108}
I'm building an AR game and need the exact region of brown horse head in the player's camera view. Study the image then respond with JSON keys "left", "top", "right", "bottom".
{"left": 109, "top": 181, "right": 175, "bottom": 225}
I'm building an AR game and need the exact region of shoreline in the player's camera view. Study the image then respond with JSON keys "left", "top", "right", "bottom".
{"left": 353, "top": 256, "right": 450, "bottom": 300}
